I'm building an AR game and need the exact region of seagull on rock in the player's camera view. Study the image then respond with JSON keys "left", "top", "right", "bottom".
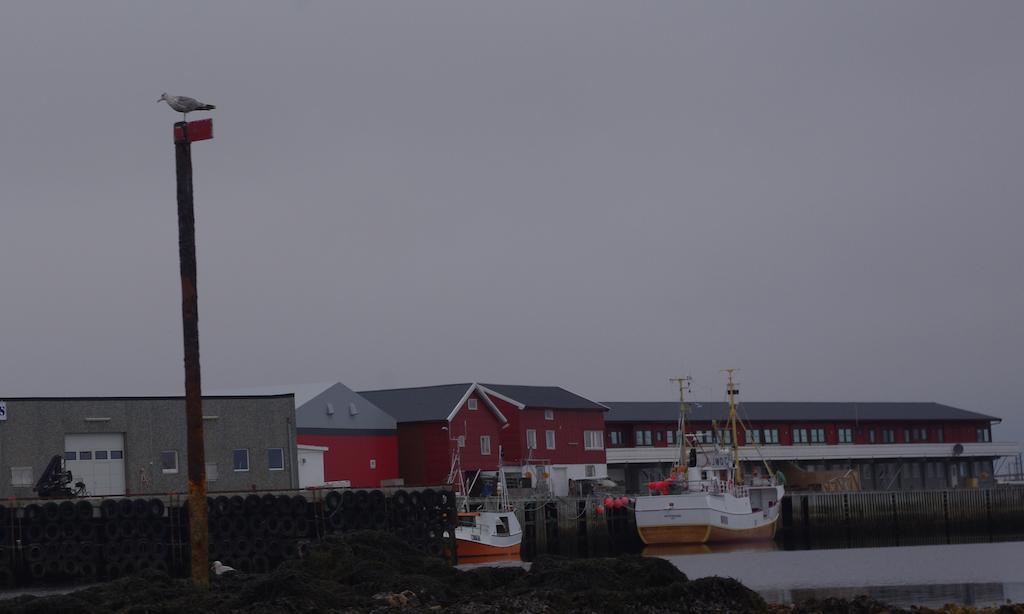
{"left": 158, "top": 93, "right": 216, "bottom": 120}
{"left": 211, "top": 560, "right": 235, "bottom": 575}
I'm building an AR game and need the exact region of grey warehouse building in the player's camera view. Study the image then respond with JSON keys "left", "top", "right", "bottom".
{"left": 0, "top": 395, "right": 299, "bottom": 498}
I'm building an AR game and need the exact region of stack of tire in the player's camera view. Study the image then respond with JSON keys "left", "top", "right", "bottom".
{"left": 384, "top": 489, "right": 456, "bottom": 561}
{"left": 0, "top": 505, "right": 13, "bottom": 586}
{"left": 322, "top": 489, "right": 386, "bottom": 534}
{"left": 20, "top": 501, "right": 98, "bottom": 582}
{"left": 98, "top": 498, "right": 171, "bottom": 579}
{"left": 206, "top": 494, "right": 312, "bottom": 573}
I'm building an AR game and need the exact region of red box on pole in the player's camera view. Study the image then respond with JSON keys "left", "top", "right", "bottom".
{"left": 174, "top": 118, "right": 213, "bottom": 143}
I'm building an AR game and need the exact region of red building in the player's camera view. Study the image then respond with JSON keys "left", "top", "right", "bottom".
{"left": 214, "top": 382, "right": 400, "bottom": 489}
{"left": 293, "top": 382, "right": 400, "bottom": 488}
{"left": 603, "top": 401, "right": 1013, "bottom": 492}
{"left": 360, "top": 384, "right": 509, "bottom": 488}
{"left": 477, "top": 384, "right": 609, "bottom": 496}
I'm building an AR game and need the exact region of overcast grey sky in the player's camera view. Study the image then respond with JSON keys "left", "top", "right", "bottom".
{"left": 1, "top": 2, "right": 1021, "bottom": 442}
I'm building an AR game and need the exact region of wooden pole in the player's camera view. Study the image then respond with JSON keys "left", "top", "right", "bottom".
{"left": 174, "top": 120, "right": 209, "bottom": 589}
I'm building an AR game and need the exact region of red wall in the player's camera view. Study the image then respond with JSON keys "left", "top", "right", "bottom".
{"left": 396, "top": 422, "right": 451, "bottom": 486}
{"left": 494, "top": 403, "right": 606, "bottom": 465}
{"left": 489, "top": 396, "right": 523, "bottom": 462}
{"left": 446, "top": 391, "right": 505, "bottom": 472}
{"left": 297, "top": 433, "right": 399, "bottom": 488}
{"left": 394, "top": 391, "right": 507, "bottom": 486}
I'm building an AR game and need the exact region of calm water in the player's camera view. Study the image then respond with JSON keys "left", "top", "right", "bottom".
{"left": 649, "top": 540, "right": 1024, "bottom": 608}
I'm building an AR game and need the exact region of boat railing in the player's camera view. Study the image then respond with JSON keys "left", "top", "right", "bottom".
{"left": 647, "top": 479, "right": 751, "bottom": 498}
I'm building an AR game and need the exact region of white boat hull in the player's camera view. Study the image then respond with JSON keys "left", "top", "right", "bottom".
{"left": 454, "top": 510, "right": 523, "bottom": 557}
{"left": 634, "top": 485, "right": 784, "bottom": 545}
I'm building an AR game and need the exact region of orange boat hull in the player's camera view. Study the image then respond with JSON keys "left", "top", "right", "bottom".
{"left": 637, "top": 518, "right": 777, "bottom": 545}
{"left": 456, "top": 539, "right": 522, "bottom": 558}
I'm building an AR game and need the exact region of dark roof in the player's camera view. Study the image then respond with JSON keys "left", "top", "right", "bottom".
{"left": 359, "top": 384, "right": 473, "bottom": 423}
{"left": 0, "top": 394, "right": 293, "bottom": 401}
{"left": 601, "top": 402, "right": 1000, "bottom": 424}
{"left": 481, "top": 384, "right": 607, "bottom": 411}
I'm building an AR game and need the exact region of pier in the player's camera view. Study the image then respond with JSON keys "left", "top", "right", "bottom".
{"left": 481, "top": 486, "right": 1024, "bottom": 556}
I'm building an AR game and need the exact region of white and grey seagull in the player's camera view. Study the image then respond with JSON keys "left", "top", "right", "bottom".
{"left": 158, "top": 93, "right": 216, "bottom": 120}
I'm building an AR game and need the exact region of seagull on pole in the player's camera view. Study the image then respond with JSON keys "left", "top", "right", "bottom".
{"left": 158, "top": 93, "right": 216, "bottom": 121}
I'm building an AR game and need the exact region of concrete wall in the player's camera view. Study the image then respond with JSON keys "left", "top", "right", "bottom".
{"left": 0, "top": 395, "right": 298, "bottom": 498}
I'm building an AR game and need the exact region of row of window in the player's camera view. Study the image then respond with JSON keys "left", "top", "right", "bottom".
{"left": 65, "top": 450, "right": 124, "bottom": 461}
{"left": 608, "top": 426, "right": 992, "bottom": 446}
{"left": 467, "top": 399, "right": 557, "bottom": 422}
{"left": 160, "top": 448, "right": 285, "bottom": 474}
{"left": 516, "top": 430, "right": 604, "bottom": 451}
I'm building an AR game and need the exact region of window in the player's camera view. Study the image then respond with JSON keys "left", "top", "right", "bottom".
{"left": 268, "top": 448, "right": 284, "bottom": 470}
{"left": 233, "top": 449, "right": 250, "bottom": 472}
{"left": 160, "top": 451, "right": 178, "bottom": 474}
{"left": 544, "top": 409, "right": 554, "bottom": 421}
{"left": 904, "top": 429, "right": 911, "bottom": 443}
{"left": 206, "top": 463, "right": 219, "bottom": 482}
{"left": 746, "top": 429, "right": 761, "bottom": 445}
{"left": 718, "top": 430, "right": 732, "bottom": 444}
{"left": 763, "top": 429, "right": 779, "bottom": 444}
{"left": 868, "top": 429, "right": 876, "bottom": 444}
{"left": 635, "top": 430, "right": 652, "bottom": 446}
{"left": 80, "top": 451, "right": 93, "bottom": 460}
{"left": 882, "top": 429, "right": 896, "bottom": 444}
{"left": 64, "top": 451, "right": 77, "bottom": 461}
{"left": 810, "top": 428, "right": 826, "bottom": 444}
{"left": 526, "top": 430, "right": 538, "bottom": 450}
{"left": 11, "top": 467, "right": 32, "bottom": 486}
{"left": 480, "top": 436, "right": 492, "bottom": 455}
{"left": 370, "top": 459, "right": 377, "bottom": 469}
{"left": 695, "top": 430, "right": 714, "bottom": 444}
{"left": 976, "top": 428, "right": 991, "bottom": 443}
{"left": 792, "top": 428, "right": 809, "bottom": 444}
{"left": 656, "top": 431, "right": 662, "bottom": 442}
{"left": 935, "top": 428, "right": 944, "bottom": 443}
{"left": 467, "top": 398, "right": 478, "bottom": 411}
{"left": 609, "top": 431, "right": 624, "bottom": 446}
{"left": 584, "top": 431, "right": 604, "bottom": 450}
{"left": 912, "top": 428, "right": 928, "bottom": 442}
{"left": 95, "top": 451, "right": 109, "bottom": 460}
{"left": 585, "top": 465, "right": 596, "bottom": 477}
{"left": 545, "top": 430, "right": 556, "bottom": 450}
{"left": 837, "top": 428, "right": 853, "bottom": 444}
{"left": 110, "top": 450, "right": 123, "bottom": 459}
{"left": 666, "top": 430, "right": 675, "bottom": 445}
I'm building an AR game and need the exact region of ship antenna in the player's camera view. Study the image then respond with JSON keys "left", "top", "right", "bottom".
{"left": 669, "top": 376, "right": 692, "bottom": 473}
{"left": 722, "top": 368, "right": 742, "bottom": 485}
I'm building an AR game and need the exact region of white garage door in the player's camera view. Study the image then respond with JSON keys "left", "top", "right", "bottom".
{"left": 64, "top": 433, "right": 126, "bottom": 496}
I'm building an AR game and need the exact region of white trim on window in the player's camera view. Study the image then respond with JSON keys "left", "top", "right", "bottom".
{"left": 545, "top": 430, "right": 556, "bottom": 450}
{"left": 10, "top": 467, "right": 32, "bottom": 487}
{"left": 480, "top": 435, "right": 492, "bottom": 455}
{"left": 233, "top": 449, "right": 250, "bottom": 472}
{"left": 467, "top": 398, "right": 478, "bottom": 411}
{"left": 160, "top": 450, "right": 179, "bottom": 474}
{"left": 268, "top": 448, "right": 285, "bottom": 471}
{"left": 526, "top": 429, "right": 537, "bottom": 450}
{"left": 544, "top": 409, "right": 554, "bottom": 421}
{"left": 583, "top": 430, "right": 604, "bottom": 450}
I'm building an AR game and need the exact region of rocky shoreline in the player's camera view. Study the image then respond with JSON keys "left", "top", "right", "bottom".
{"left": 0, "top": 531, "right": 1019, "bottom": 613}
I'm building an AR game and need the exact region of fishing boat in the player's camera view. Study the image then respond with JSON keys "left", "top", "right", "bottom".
{"left": 449, "top": 444, "right": 523, "bottom": 558}
{"left": 633, "top": 371, "right": 784, "bottom": 545}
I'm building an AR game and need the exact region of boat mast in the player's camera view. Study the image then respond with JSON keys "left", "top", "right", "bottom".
{"left": 724, "top": 368, "right": 741, "bottom": 485}
{"left": 669, "top": 376, "right": 691, "bottom": 471}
